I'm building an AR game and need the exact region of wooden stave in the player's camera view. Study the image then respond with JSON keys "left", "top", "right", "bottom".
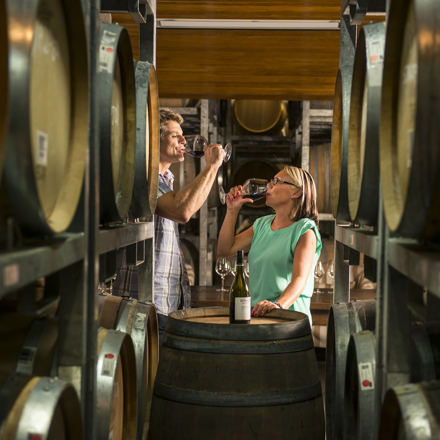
{"left": 150, "top": 307, "right": 324, "bottom": 440}
{"left": 233, "top": 99, "right": 288, "bottom": 135}
{"left": 98, "top": 23, "right": 136, "bottom": 223}
{"left": 0, "top": 372, "right": 83, "bottom": 440}
{"left": 96, "top": 327, "right": 137, "bottom": 440}
{"left": 347, "top": 22, "right": 386, "bottom": 226}
{"left": 3, "top": 0, "right": 89, "bottom": 235}
{"left": 131, "top": 61, "right": 160, "bottom": 219}
{"left": 98, "top": 295, "right": 159, "bottom": 440}
{"left": 0, "top": 0, "right": 7, "bottom": 185}
{"left": 331, "top": 67, "right": 353, "bottom": 222}
{"left": 380, "top": 0, "right": 440, "bottom": 241}
{"left": 325, "top": 300, "right": 377, "bottom": 440}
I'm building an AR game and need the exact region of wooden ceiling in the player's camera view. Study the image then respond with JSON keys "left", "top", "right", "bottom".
{"left": 113, "top": 1, "right": 383, "bottom": 100}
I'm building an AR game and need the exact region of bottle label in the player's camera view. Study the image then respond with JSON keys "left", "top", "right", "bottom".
{"left": 235, "top": 297, "right": 251, "bottom": 320}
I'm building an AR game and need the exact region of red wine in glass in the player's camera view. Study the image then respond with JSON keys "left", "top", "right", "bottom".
{"left": 185, "top": 150, "right": 205, "bottom": 158}
{"left": 184, "top": 135, "right": 232, "bottom": 162}
{"left": 219, "top": 178, "right": 268, "bottom": 204}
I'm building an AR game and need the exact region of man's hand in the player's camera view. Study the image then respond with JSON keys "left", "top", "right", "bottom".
{"left": 203, "top": 143, "right": 224, "bottom": 168}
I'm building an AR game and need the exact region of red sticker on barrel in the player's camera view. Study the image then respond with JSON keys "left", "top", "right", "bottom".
{"left": 358, "top": 362, "right": 374, "bottom": 390}
{"left": 102, "top": 353, "right": 115, "bottom": 376}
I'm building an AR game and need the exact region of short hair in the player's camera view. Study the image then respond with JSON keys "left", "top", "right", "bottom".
{"left": 284, "top": 166, "right": 319, "bottom": 226}
{"left": 159, "top": 108, "right": 184, "bottom": 140}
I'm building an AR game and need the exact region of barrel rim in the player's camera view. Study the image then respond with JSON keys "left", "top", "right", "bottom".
{"left": 98, "top": 23, "right": 136, "bottom": 222}
{"left": 380, "top": 0, "right": 440, "bottom": 239}
{"left": 0, "top": 0, "right": 7, "bottom": 184}
{"left": 4, "top": 0, "right": 89, "bottom": 235}
{"left": 167, "top": 307, "right": 311, "bottom": 341}
{"left": 234, "top": 99, "right": 286, "bottom": 133}
{"left": 347, "top": 22, "right": 385, "bottom": 225}
{"left": 331, "top": 66, "right": 353, "bottom": 221}
{"left": 131, "top": 60, "right": 160, "bottom": 219}
{"left": 96, "top": 328, "right": 137, "bottom": 440}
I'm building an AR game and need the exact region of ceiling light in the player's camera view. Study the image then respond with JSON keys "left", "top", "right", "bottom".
{"left": 156, "top": 19, "right": 340, "bottom": 31}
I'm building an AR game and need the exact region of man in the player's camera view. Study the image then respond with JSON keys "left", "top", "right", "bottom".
{"left": 114, "top": 108, "right": 224, "bottom": 349}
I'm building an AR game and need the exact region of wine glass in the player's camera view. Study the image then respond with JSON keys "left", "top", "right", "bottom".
{"left": 215, "top": 257, "right": 231, "bottom": 291}
{"left": 327, "top": 259, "right": 335, "bottom": 294}
{"left": 184, "top": 135, "right": 232, "bottom": 162}
{"left": 244, "top": 259, "right": 249, "bottom": 278}
{"left": 229, "top": 258, "right": 236, "bottom": 277}
{"left": 314, "top": 261, "right": 325, "bottom": 295}
{"left": 219, "top": 178, "right": 268, "bottom": 204}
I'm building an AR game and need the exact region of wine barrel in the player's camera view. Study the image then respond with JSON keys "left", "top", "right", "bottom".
{"left": 331, "top": 67, "right": 353, "bottom": 222}
{"left": 379, "top": 381, "right": 440, "bottom": 439}
{"left": 131, "top": 61, "right": 160, "bottom": 219}
{"left": 0, "top": 372, "right": 83, "bottom": 439}
{"left": 325, "top": 300, "right": 376, "bottom": 440}
{"left": 98, "top": 23, "right": 136, "bottom": 223}
{"left": 380, "top": 0, "right": 440, "bottom": 241}
{"left": 344, "top": 322, "right": 440, "bottom": 440}
{"left": 97, "top": 327, "right": 137, "bottom": 440}
{"left": 149, "top": 307, "right": 325, "bottom": 440}
{"left": 234, "top": 99, "right": 288, "bottom": 135}
{"left": 309, "top": 143, "right": 332, "bottom": 214}
{"left": 99, "top": 295, "right": 159, "bottom": 440}
{"left": 347, "top": 22, "right": 386, "bottom": 225}
{"left": 3, "top": 0, "right": 89, "bottom": 235}
{"left": 0, "top": 314, "right": 58, "bottom": 376}
{"left": 0, "top": 0, "right": 7, "bottom": 183}
{"left": 231, "top": 160, "right": 285, "bottom": 208}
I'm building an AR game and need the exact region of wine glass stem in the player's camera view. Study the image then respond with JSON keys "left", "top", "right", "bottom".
{"left": 222, "top": 277, "right": 225, "bottom": 290}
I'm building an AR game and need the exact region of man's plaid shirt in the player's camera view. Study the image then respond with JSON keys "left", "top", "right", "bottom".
{"left": 113, "top": 169, "right": 191, "bottom": 315}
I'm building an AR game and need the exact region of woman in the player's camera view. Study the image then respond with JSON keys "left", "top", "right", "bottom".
{"left": 217, "top": 166, "right": 321, "bottom": 325}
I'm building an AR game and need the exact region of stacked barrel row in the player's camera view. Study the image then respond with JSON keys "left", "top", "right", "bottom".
{"left": 0, "top": 296, "right": 158, "bottom": 440}
{"left": 0, "top": 0, "right": 161, "bottom": 439}
{"left": 329, "top": 0, "right": 440, "bottom": 438}
{"left": 0, "top": 0, "right": 160, "bottom": 238}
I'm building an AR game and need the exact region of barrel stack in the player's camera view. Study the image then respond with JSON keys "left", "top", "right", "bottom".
{"left": 0, "top": 2, "right": 161, "bottom": 439}
{"left": 328, "top": 0, "right": 440, "bottom": 438}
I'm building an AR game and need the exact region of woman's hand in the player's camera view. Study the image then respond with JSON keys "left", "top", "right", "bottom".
{"left": 252, "top": 300, "right": 281, "bottom": 317}
{"left": 225, "top": 186, "right": 253, "bottom": 210}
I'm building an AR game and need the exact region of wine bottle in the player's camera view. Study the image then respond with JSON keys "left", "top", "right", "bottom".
{"left": 229, "top": 250, "right": 251, "bottom": 324}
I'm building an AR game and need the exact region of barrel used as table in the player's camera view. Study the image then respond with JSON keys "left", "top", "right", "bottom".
{"left": 150, "top": 307, "right": 325, "bottom": 440}
{"left": 3, "top": 0, "right": 89, "bottom": 235}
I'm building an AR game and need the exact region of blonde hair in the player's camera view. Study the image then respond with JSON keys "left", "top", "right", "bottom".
{"left": 284, "top": 166, "right": 319, "bottom": 226}
{"left": 159, "top": 108, "right": 184, "bottom": 140}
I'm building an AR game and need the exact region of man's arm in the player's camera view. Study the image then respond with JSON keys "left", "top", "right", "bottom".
{"left": 155, "top": 144, "right": 223, "bottom": 223}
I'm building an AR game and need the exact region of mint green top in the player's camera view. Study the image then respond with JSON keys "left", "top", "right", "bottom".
{"left": 248, "top": 215, "right": 322, "bottom": 325}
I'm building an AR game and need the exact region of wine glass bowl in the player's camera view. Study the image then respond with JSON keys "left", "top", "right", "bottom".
{"left": 184, "top": 135, "right": 232, "bottom": 162}
{"left": 219, "top": 178, "right": 268, "bottom": 204}
{"left": 314, "top": 261, "right": 325, "bottom": 295}
{"left": 215, "top": 257, "right": 231, "bottom": 291}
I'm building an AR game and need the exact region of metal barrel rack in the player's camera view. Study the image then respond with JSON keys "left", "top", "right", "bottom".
{"left": 0, "top": 1, "right": 157, "bottom": 439}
